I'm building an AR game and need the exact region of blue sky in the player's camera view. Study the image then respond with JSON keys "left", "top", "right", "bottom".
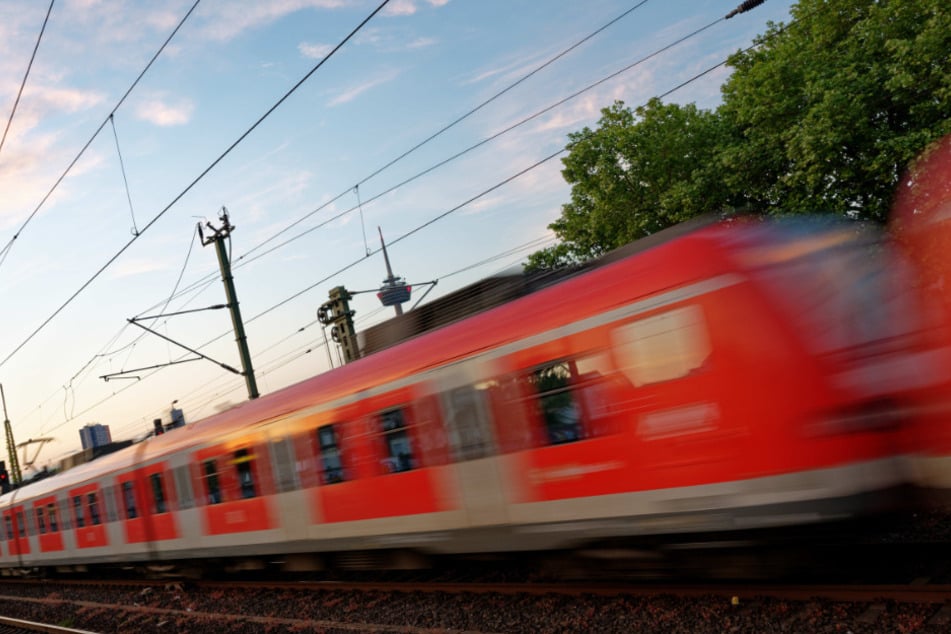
{"left": 0, "top": 0, "right": 795, "bottom": 467}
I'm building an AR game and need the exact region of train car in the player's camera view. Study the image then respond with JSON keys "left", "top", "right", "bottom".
{"left": 0, "top": 215, "right": 939, "bottom": 575}
{"left": 890, "top": 134, "right": 951, "bottom": 498}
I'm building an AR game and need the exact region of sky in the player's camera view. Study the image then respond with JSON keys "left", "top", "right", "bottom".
{"left": 0, "top": 0, "right": 796, "bottom": 469}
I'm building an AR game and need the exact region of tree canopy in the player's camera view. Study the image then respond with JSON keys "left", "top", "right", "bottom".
{"left": 528, "top": 0, "right": 951, "bottom": 270}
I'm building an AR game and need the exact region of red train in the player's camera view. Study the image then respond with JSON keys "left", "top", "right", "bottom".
{"left": 891, "top": 134, "right": 951, "bottom": 498}
{"left": 0, "top": 216, "right": 943, "bottom": 575}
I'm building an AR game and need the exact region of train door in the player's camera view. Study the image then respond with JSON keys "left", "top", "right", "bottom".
{"left": 116, "top": 463, "right": 180, "bottom": 544}
{"left": 68, "top": 484, "right": 108, "bottom": 549}
{"left": 495, "top": 329, "right": 633, "bottom": 505}
{"left": 33, "top": 496, "right": 65, "bottom": 553}
{"left": 309, "top": 387, "right": 450, "bottom": 524}
{"left": 193, "top": 437, "right": 277, "bottom": 536}
{"left": 610, "top": 302, "right": 739, "bottom": 489}
{"left": 2, "top": 505, "right": 30, "bottom": 557}
{"left": 435, "top": 366, "right": 508, "bottom": 526}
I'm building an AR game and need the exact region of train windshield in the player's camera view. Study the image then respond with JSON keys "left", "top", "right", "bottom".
{"left": 731, "top": 218, "right": 924, "bottom": 356}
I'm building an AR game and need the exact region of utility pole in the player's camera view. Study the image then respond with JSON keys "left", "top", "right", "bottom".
{"left": 0, "top": 384, "right": 22, "bottom": 486}
{"left": 199, "top": 208, "right": 259, "bottom": 400}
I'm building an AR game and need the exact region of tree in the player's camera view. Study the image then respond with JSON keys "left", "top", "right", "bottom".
{"left": 526, "top": 99, "right": 728, "bottom": 270}
{"left": 530, "top": 0, "right": 951, "bottom": 268}
{"left": 720, "top": 0, "right": 951, "bottom": 222}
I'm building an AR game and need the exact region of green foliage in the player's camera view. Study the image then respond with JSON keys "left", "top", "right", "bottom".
{"left": 721, "top": 0, "right": 951, "bottom": 222}
{"left": 527, "top": 99, "right": 728, "bottom": 269}
{"left": 529, "top": 0, "right": 951, "bottom": 269}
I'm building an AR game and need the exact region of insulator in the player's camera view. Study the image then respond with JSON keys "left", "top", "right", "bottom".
{"left": 726, "top": 0, "right": 764, "bottom": 19}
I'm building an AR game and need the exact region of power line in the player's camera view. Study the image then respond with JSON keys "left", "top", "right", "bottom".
{"left": 36, "top": 20, "right": 730, "bottom": 427}
{"left": 215, "top": 25, "right": 779, "bottom": 354}
{"left": 225, "top": 11, "right": 731, "bottom": 275}
{"left": 52, "top": 226, "right": 201, "bottom": 425}
{"left": 40, "top": 235, "right": 556, "bottom": 437}
{"left": 58, "top": 0, "right": 659, "bottom": 340}
{"left": 236, "top": 0, "right": 653, "bottom": 266}
{"left": 27, "top": 1, "right": 775, "bottom": 440}
{"left": 0, "top": 0, "right": 54, "bottom": 161}
{"left": 0, "top": 0, "right": 202, "bottom": 272}
{"left": 0, "top": 0, "right": 393, "bottom": 372}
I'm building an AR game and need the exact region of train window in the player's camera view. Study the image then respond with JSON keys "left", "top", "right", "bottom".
{"left": 16, "top": 510, "right": 26, "bottom": 537}
{"left": 73, "top": 495, "right": 86, "bottom": 528}
{"left": 443, "top": 385, "right": 493, "bottom": 461}
{"left": 47, "top": 504, "right": 58, "bottom": 532}
{"left": 150, "top": 473, "right": 168, "bottom": 514}
{"left": 613, "top": 305, "right": 711, "bottom": 386}
{"left": 203, "top": 460, "right": 222, "bottom": 505}
{"left": 530, "top": 361, "right": 585, "bottom": 445}
{"left": 3, "top": 515, "right": 11, "bottom": 540}
{"left": 121, "top": 481, "right": 138, "bottom": 519}
{"left": 234, "top": 449, "right": 257, "bottom": 499}
{"left": 270, "top": 438, "right": 300, "bottom": 492}
{"left": 378, "top": 408, "right": 416, "bottom": 473}
{"left": 36, "top": 507, "right": 46, "bottom": 534}
{"left": 316, "top": 425, "right": 346, "bottom": 484}
{"left": 87, "top": 492, "right": 101, "bottom": 526}
{"left": 174, "top": 465, "right": 195, "bottom": 510}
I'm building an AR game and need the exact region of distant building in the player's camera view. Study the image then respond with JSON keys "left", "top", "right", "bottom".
{"left": 79, "top": 423, "right": 112, "bottom": 450}
{"left": 169, "top": 404, "right": 186, "bottom": 429}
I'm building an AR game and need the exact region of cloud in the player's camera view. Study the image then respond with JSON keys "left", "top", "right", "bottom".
{"left": 298, "top": 42, "right": 333, "bottom": 59}
{"left": 199, "top": 0, "right": 349, "bottom": 42}
{"left": 406, "top": 37, "right": 437, "bottom": 50}
{"left": 109, "top": 256, "right": 169, "bottom": 279}
{"left": 382, "top": 0, "right": 450, "bottom": 18}
{"left": 354, "top": 28, "right": 438, "bottom": 53}
{"left": 461, "top": 53, "right": 544, "bottom": 87}
{"left": 327, "top": 70, "right": 400, "bottom": 107}
{"left": 461, "top": 195, "right": 504, "bottom": 216}
{"left": 383, "top": 0, "right": 417, "bottom": 16}
{"left": 134, "top": 94, "right": 195, "bottom": 126}
{"left": 27, "top": 84, "right": 106, "bottom": 113}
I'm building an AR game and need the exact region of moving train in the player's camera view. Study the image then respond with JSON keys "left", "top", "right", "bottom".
{"left": 1, "top": 215, "right": 946, "bottom": 575}
{"left": 890, "top": 134, "right": 951, "bottom": 496}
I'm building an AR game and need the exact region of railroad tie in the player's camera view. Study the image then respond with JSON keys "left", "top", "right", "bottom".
{"left": 856, "top": 604, "right": 886, "bottom": 624}
{"left": 928, "top": 604, "right": 951, "bottom": 627}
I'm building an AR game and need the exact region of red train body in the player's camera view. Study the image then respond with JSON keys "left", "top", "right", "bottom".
{"left": 0, "top": 217, "right": 941, "bottom": 573}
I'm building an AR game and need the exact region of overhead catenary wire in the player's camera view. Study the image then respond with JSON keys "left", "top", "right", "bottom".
{"left": 111, "top": 0, "right": 656, "bottom": 317}
{"left": 30, "top": 0, "right": 775, "bottom": 442}
{"left": 0, "top": 0, "right": 202, "bottom": 272}
{"left": 47, "top": 233, "right": 560, "bottom": 437}
{"left": 0, "top": 0, "right": 54, "bottom": 162}
{"left": 141, "top": 1, "right": 732, "bottom": 312}
{"left": 42, "top": 225, "right": 202, "bottom": 431}
{"left": 109, "top": 115, "right": 140, "bottom": 236}
{"left": 230, "top": 13, "right": 731, "bottom": 273}
{"left": 181, "top": 25, "right": 781, "bottom": 375}
{"left": 234, "top": 0, "right": 654, "bottom": 266}
{"left": 21, "top": 0, "right": 659, "bottom": 428}
{"left": 0, "top": 0, "right": 393, "bottom": 373}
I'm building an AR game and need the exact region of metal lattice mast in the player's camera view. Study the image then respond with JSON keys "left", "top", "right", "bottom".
{"left": 0, "top": 384, "right": 22, "bottom": 485}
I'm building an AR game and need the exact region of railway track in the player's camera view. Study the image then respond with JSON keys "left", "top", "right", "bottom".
{"left": 0, "top": 577, "right": 949, "bottom": 633}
